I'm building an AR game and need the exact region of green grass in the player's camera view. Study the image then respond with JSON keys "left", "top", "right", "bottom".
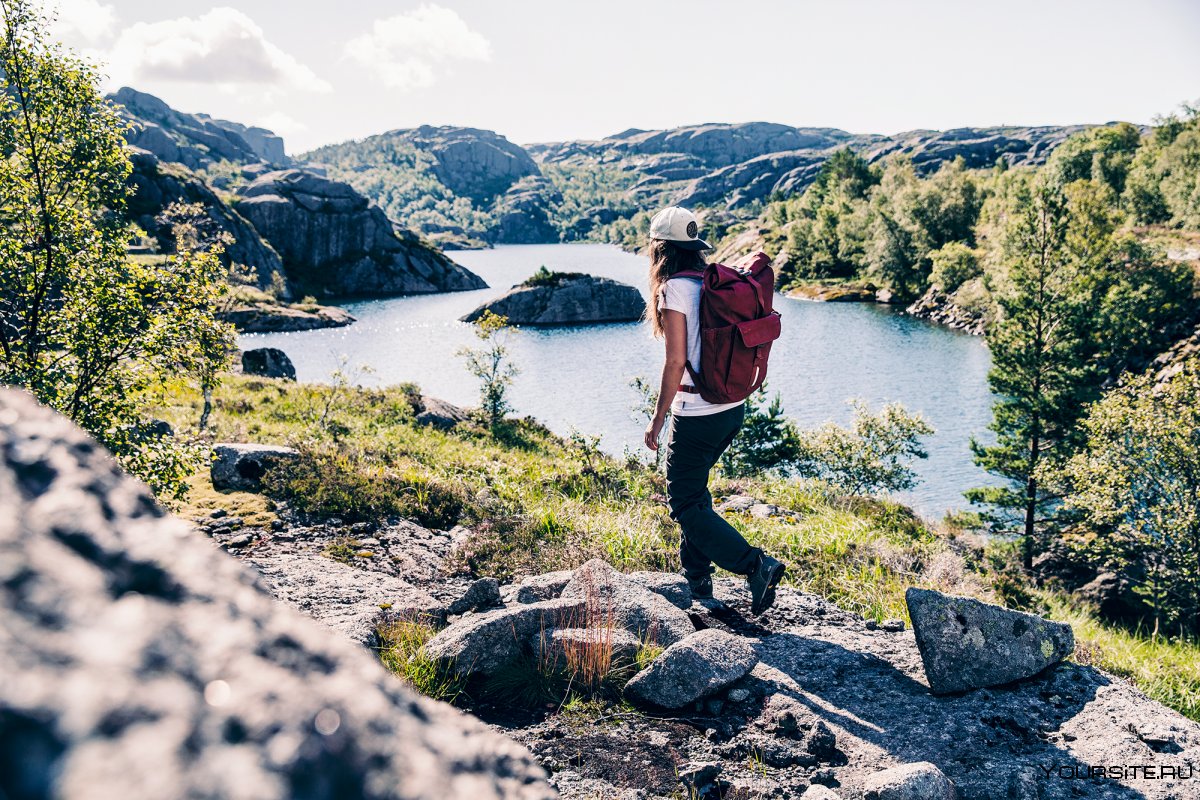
{"left": 154, "top": 375, "right": 1200, "bottom": 721}
{"left": 376, "top": 618, "right": 466, "bottom": 703}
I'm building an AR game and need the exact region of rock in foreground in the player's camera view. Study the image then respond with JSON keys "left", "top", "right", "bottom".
{"left": 906, "top": 587, "right": 1074, "bottom": 694}
{"left": 862, "top": 762, "right": 956, "bottom": 800}
{"left": 623, "top": 629, "right": 758, "bottom": 709}
{"left": 0, "top": 388, "right": 552, "bottom": 800}
{"left": 461, "top": 273, "right": 645, "bottom": 326}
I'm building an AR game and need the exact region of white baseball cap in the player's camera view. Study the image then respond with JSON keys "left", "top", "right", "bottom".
{"left": 649, "top": 206, "right": 711, "bottom": 251}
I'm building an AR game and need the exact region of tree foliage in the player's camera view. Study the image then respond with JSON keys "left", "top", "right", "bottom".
{"left": 1057, "top": 364, "right": 1200, "bottom": 635}
{"left": 792, "top": 400, "right": 934, "bottom": 496}
{"left": 458, "top": 310, "right": 519, "bottom": 424}
{"left": 719, "top": 388, "right": 801, "bottom": 478}
{"left": 0, "top": 0, "right": 234, "bottom": 497}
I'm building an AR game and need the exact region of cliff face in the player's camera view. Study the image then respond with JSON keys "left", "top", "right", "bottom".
{"left": 236, "top": 169, "right": 487, "bottom": 297}
{"left": 126, "top": 148, "right": 289, "bottom": 293}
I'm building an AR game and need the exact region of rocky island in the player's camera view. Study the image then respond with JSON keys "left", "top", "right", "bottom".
{"left": 461, "top": 270, "right": 646, "bottom": 326}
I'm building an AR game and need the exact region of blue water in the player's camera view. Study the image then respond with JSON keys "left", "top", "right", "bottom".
{"left": 241, "top": 243, "right": 996, "bottom": 518}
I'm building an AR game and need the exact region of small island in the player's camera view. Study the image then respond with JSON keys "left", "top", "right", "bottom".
{"left": 460, "top": 267, "right": 646, "bottom": 326}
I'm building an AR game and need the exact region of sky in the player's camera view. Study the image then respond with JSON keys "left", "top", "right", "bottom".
{"left": 48, "top": 0, "right": 1200, "bottom": 155}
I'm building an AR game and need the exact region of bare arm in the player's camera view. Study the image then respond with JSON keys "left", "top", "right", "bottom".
{"left": 644, "top": 310, "right": 689, "bottom": 451}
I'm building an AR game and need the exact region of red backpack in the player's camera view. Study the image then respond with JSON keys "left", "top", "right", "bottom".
{"left": 668, "top": 251, "right": 782, "bottom": 404}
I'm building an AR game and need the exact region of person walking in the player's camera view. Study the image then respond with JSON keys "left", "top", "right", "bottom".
{"left": 641, "top": 205, "right": 786, "bottom": 615}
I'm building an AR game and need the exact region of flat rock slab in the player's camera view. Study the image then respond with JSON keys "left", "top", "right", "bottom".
{"left": 211, "top": 442, "right": 299, "bottom": 492}
{"left": 906, "top": 587, "right": 1074, "bottom": 694}
{"left": 424, "top": 598, "right": 588, "bottom": 677}
{"left": 561, "top": 559, "right": 695, "bottom": 646}
{"left": 248, "top": 552, "right": 442, "bottom": 645}
{"left": 0, "top": 388, "right": 551, "bottom": 800}
{"left": 460, "top": 275, "right": 645, "bottom": 326}
{"left": 624, "top": 629, "right": 758, "bottom": 709}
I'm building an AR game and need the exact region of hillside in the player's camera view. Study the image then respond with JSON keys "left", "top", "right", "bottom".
{"left": 303, "top": 120, "right": 1098, "bottom": 249}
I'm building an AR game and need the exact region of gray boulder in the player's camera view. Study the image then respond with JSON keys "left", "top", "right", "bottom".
{"left": 862, "top": 762, "right": 956, "bottom": 800}
{"left": 423, "top": 598, "right": 587, "bottom": 677}
{"left": 501, "top": 570, "right": 574, "bottom": 604}
{"left": 906, "top": 588, "right": 1074, "bottom": 694}
{"left": 447, "top": 577, "right": 503, "bottom": 615}
{"left": 237, "top": 169, "right": 487, "bottom": 298}
{"left": 560, "top": 559, "right": 695, "bottom": 645}
{"left": 628, "top": 571, "right": 693, "bottom": 610}
{"left": 756, "top": 694, "right": 838, "bottom": 763}
{"left": 415, "top": 396, "right": 473, "bottom": 431}
{"left": 0, "top": 387, "right": 552, "bottom": 800}
{"left": 801, "top": 787, "right": 843, "bottom": 800}
{"left": 461, "top": 274, "right": 645, "bottom": 326}
{"left": 211, "top": 442, "right": 299, "bottom": 492}
{"left": 241, "top": 347, "right": 296, "bottom": 380}
{"left": 623, "top": 629, "right": 758, "bottom": 709}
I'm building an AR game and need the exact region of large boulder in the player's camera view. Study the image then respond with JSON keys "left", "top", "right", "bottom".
{"left": 241, "top": 347, "right": 296, "bottom": 380}
{"left": 461, "top": 274, "right": 645, "bottom": 327}
{"left": 559, "top": 559, "right": 695, "bottom": 645}
{"left": 422, "top": 598, "right": 588, "bottom": 677}
{"left": 415, "top": 396, "right": 473, "bottom": 431}
{"left": 223, "top": 303, "right": 356, "bottom": 333}
{"left": 623, "top": 629, "right": 758, "bottom": 709}
{"left": 237, "top": 169, "right": 487, "bottom": 298}
{"left": 211, "top": 443, "right": 300, "bottom": 492}
{"left": 0, "top": 388, "right": 552, "bottom": 800}
{"left": 906, "top": 588, "right": 1075, "bottom": 694}
{"left": 862, "top": 762, "right": 956, "bottom": 800}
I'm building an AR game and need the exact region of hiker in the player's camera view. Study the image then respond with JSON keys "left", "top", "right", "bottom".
{"left": 641, "top": 205, "right": 787, "bottom": 615}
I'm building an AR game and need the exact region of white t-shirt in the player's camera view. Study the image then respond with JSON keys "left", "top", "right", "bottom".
{"left": 658, "top": 276, "right": 744, "bottom": 417}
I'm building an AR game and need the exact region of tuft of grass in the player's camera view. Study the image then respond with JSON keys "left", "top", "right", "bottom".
{"left": 323, "top": 538, "right": 360, "bottom": 565}
{"left": 376, "top": 618, "right": 467, "bottom": 703}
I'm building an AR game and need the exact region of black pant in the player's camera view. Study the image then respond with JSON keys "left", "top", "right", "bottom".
{"left": 665, "top": 403, "right": 759, "bottom": 579}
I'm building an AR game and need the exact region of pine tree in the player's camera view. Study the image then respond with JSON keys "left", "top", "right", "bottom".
{"left": 967, "top": 178, "right": 1106, "bottom": 569}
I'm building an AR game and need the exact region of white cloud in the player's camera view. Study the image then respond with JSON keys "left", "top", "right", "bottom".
{"left": 46, "top": 0, "right": 117, "bottom": 45}
{"left": 255, "top": 111, "right": 307, "bottom": 137}
{"left": 345, "top": 4, "right": 491, "bottom": 91}
{"left": 106, "top": 7, "right": 330, "bottom": 93}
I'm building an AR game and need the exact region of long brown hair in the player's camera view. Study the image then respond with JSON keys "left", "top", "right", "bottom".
{"left": 646, "top": 239, "right": 706, "bottom": 338}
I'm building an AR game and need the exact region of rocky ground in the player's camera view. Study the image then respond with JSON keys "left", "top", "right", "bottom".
{"left": 197, "top": 489, "right": 1200, "bottom": 800}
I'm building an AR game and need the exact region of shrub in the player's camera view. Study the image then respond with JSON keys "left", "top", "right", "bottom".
{"left": 794, "top": 400, "right": 934, "bottom": 495}
{"left": 720, "top": 389, "right": 802, "bottom": 477}
{"left": 523, "top": 266, "right": 586, "bottom": 287}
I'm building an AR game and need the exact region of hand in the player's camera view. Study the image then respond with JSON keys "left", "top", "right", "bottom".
{"left": 644, "top": 415, "right": 665, "bottom": 451}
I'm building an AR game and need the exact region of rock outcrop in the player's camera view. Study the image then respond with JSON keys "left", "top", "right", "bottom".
{"left": 0, "top": 388, "right": 552, "bottom": 800}
{"left": 492, "top": 176, "right": 562, "bottom": 244}
{"left": 414, "top": 396, "right": 474, "bottom": 431}
{"left": 905, "top": 285, "right": 987, "bottom": 335}
{"left": 461, "top": 274, "right": 645, "bottom": 326}
{"left": 126, "top": 148, "right": 289, "bottom": 292}
{"left": 241, "top": 347, "right": 296, "bottom": 381}
{"left": 223, "top": 302, "right": 356, "bottom": 333}
{"left": 675, "top": 149, "right": 828, "bottom": 209}
{"left": 236, "top": 169, "right": 487, "bottom": 298}
{"left": 111, "top": 87, "right": 289, "bottom": 169}
{"left": 906, "top": 587, "right": 1075, "bottom": 694}
{"left": 394, "top": 125, "right": 541, "bottom": 201}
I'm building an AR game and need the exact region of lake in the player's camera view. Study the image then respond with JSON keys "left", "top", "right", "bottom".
{"left": 241, "top": 243, "right": 996, "bottom": 518}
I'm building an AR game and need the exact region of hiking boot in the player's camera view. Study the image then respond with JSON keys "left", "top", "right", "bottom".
{"left": 747, "top": 553, "right": 786, "bottom": 615}
{"left": 685, "top": 572, "right": 714, "bottom": 601}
